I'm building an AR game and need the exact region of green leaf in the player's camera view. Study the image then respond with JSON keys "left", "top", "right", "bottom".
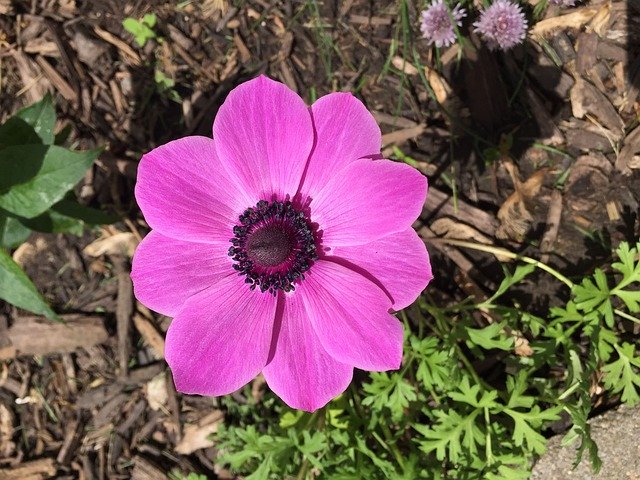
{"left": 17, "top": 207, "right": 84, "bottom": 235}
{"left": 486, "top": 264, "right": 536, "bottom": 304}
{"left": 0, "top": 95, "right": 55, "bottom": 147}
{"left": 562, "top": 403, "right": 602, "bottom": 473}
{"left": 466, "top": 323, "right": 514, "bottom": 351}
{"left": 0, "top": 247, "right": 58, "bottom": 320}
{"left": 615, "top": 290, "right": 640, "bottom": 313}
{"left": 503, "top": 406, "right": 560, "bottom": 455}
{"left": 15, "top": 198, "right": 116, "bottom": 235}
{"left": 53, "top": 198, "right": 117, "bottom": 224}
{"left": 0, "top": 145, "right": 99, "bottom": 218}
{"left": 362, "top": 372, "right": 417, "bottom": 422}
{"left": 611, "top": 242, "right": 640, "bottom": 281}
{"left": 15, "top": 94, "right": 56, "bottom": 144}
{"left": 143, "top": 13, "right": 157, "bottom": 27}
{"left": 412, "top": 337, "right": 453, "bottom": 389}
{"left": 0, "top": 214, "right": 32, "bottom": 248}
{"left": 0, "top": 118, "right": 41, "bottom": 148}
{"left": 122, "top": 16, "right": 157, "bottom": 47}
{"left": 415, "top": 409, "right": 484, "bottom": 463}
{"left": 601, "top": 342, "right": 640, "bottom": 405}
{"left": 354, "top": 436, "right": 398, "bottom": 478}
{"left": 449, "top": 377, "right": 499, "bottom": 409}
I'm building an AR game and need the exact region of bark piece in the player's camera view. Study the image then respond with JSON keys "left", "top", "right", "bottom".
{"left": 425, "top": 187, "right": 500, "bottom": 237}
{"left": 0, "top": 458, "right": 57, "bottom": 479}
{"left": 131, "top": 456, "right": 169, "bottom": 480}
{"left": 133, "top": 314, "right": 165, "bottom": 359}
{"left": 570, "top": 77, "right": 624, "bottom": 138}
{"left": 0, "top": 315, "right": 108, "bottom": 360}
{"left": 615, "top": 125, "right": 640, "bottom": 173}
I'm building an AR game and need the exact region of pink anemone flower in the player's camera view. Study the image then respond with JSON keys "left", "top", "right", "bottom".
{"left": 131, "top": 76, "right": 433, "bottom": 412}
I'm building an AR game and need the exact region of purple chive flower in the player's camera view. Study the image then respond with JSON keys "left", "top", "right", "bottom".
{"left": 132, "top": 76, "right": 433, "bottom": 412}
{"left": 420, "top": 0, "right": 467, "bottom": 48}
{"left": 473, "top": 0, "right": 528, "bottom": 51}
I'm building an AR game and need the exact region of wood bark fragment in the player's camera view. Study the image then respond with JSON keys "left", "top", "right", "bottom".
{"left": 115, "top": 258, "right": 133, "bottom": 377}
{"left": 56, "top": 418, "right": 82, "bottom": 465}
{"left": 92, "top": 26, "right": 141, "bottom": 65}
{"left": 424, "top": 187, "right": 500, "bottom": 237}
{"left": 0, "top": 458, "right": 57, "bottom": 479}
{"left": 35, "top": 55, "right": 77, "bottom": 103}
{"left": 0, "top": 315, "right": 108, "bottom": 360}
{"left": 540, "top": 190, "right": 563, "bottom": 263}
{"left": 131, "top": 455, "right": 169, "bottom": 480}
{"left": 133, "top": 314, "right": 165, "bottom": 359}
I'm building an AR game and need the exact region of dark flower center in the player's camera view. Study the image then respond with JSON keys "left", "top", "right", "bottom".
{"left": 229, "top": 200, "right": 318, "bottom": 294}
{"left": 246, "top": 225, "right": 294, "bottom": 267}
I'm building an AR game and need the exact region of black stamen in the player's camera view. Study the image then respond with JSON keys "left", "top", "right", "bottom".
{"left": 229, "top": 200, "right": 317, "bottom": 294}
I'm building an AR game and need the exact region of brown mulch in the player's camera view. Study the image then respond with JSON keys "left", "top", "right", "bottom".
{"left": 1, "top": 0, "right": 639, "bottom": 478}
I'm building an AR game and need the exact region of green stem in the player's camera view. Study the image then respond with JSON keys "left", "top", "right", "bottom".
{"left": 614, "top": 308, "right": 640, "bottom": 325}
{"left": 380, "top": 421, "right": 406, "bottom": 472}
{"left": 432, "top": 238, "right": 575, "bottom": 289}
{"left": 296, "top": 409, "right": 324, "bottom": 480}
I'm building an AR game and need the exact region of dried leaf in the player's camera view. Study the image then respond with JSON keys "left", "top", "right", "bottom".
{"left": 381, "top": 124, "right": 426, "bottom": 148}
{"left": 431, "top": 218, "right": 495, "bottom": 244}
{"left": 431, "top": 217, "right": 511, "bottom": 263}
{"left": 497, "top": 164, "right": 546, "bottom": 242}
{"left": 175, "top": 410, "right": 224, "bottom": 455}
{"left": 513, "top": 334, "right": 534, "bottom": 356}
{"left": 146, "top": 374, "right": 167, "bottom": 411}
{"left": 587, "top": 0, "right": 611, "bottom": 36}
{"left": 83, "top": 232, "right": 138, "bottom": 257}
{"left": 424, "top": 66, "right": 452, "bottom": 106}
{"left": 529, "top": 6, "right": 600, "bottom": 37}
{"left": 392, "top": 56, "right": 419, "bottom": 75}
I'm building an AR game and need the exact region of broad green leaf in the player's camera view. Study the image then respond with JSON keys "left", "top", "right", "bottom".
{"left": 0, "top": 214, "right": 32, "bottom": 248}
{"left": 0, "top": 247, "right": 58, "bottom": 320}
{"left": 15, "top": 198, "right": 116, "bottom": 235}
{"left": 0, "top": 118, "right": 41, "bottom": 148}
{"left": 15, "top": 94, "right": 55, "bottom": 143}
{"left": 53, "top": 198, "right": 117, "bottom": 224}
{"left": 0, "top": 144, "right": 99, "bottom": 218}
{"left": 0, "top": 95, "right": 55, "bottom": 147}
{"left": 17, "top": 207, "right": 84, "bottom": 235}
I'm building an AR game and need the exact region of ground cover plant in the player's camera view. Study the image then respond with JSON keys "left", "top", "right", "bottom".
{"left": 0, "top": 1, "right": 639, "bottom": 479}
{"left": 0, "top": 95, "right": 110, "bottom": 320}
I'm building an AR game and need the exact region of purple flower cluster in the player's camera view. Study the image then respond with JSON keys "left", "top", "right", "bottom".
{"left": 473, "top": 0, "right": 528, "bottom": 51}
{"left": 420, "top": 0, "right": 467, "bottom": 48}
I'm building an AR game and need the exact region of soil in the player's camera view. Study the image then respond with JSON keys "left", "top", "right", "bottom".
{"left": 0, "top": 0, "right": 639, "bottom": 478}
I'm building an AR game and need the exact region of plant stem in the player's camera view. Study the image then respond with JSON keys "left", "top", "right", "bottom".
{"left": 432, "top": 238, "right": 575, "bottom": 289}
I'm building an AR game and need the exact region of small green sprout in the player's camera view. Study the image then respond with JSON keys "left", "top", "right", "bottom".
{"left": 122, "top": 13, "right": 158, "bottom": 47}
